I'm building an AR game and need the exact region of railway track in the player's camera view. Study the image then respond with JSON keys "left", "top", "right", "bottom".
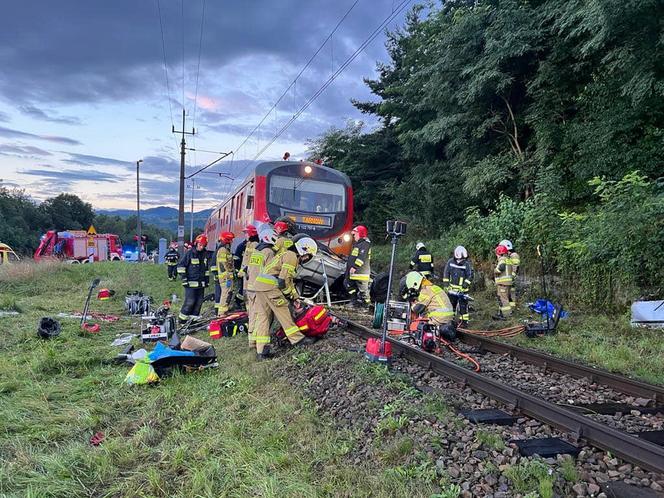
{"left": 338, "top": 315, "right": 664, "bottom": 475}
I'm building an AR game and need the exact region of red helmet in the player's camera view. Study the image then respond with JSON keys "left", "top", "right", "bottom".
{"left": 97, "top": 288, "right": 114, "bottom": 300}
{"left": 194, "top": 234, "right": 208, "bottom": 246}
{"left": 495, "top": 244, "right": 508, "bottom": 256}
{"left": 243, "top": 224, "right": 258, "bottom": 237}
{"left": 352, "top": 225, "right": 368, "bottom": 239}
{"left": 274, "top": 221, "right": 289, "bottom": 234}
{"left": 219, "top": 231, "right": 235, "bottom": 244}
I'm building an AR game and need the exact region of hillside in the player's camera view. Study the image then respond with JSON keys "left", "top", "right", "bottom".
{"left": 98, "top": 206, "right": 214, "bottom": 232}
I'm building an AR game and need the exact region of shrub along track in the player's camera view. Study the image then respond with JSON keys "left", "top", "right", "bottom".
{"left": 320, "top": 307, "right": 664, "bottom": 495}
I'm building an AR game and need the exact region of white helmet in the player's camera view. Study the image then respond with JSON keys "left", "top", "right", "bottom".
{"left": 499, "top": 239, "right": 513, "bottom": 251}
{"left": 259, "top": 226, "right": 277, "bottom": 245}
{"left": 416, "top": 242, "right": 425, "bottom": 251}
{"left": 454, "top": 245, "right": 468, "bottom": 259}
{"left": 294, "top": 236, "right": 318, "bottom": 257}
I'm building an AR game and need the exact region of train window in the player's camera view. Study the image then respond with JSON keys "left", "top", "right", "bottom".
{"left": 268, "top": 175, "right": 346, "bottom": 213}
{"left": 246, "top": 194, "right": 254, "bottom": 209}
{"left": 239, "top": 193, "right": 244, "bottom": 218}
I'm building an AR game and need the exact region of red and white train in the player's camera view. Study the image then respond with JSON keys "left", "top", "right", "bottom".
{"left": 203, "top": 160, "right": 354, "bottom": 255}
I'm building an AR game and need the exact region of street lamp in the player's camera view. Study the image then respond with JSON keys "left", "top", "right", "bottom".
{"left": 136, "top": 159, "right": 143, "bottom": 261}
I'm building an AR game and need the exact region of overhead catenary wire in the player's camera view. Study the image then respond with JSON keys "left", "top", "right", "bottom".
{"left": 192, "top": 0, "right": 207, "bottom": 135}
{"left": 181, "top": 0, "right": 186, "bottom": 111}
{"left": 252, "top": 0, "right": 413, "bottom": 161}
{"left": 191, "top": 0, "right": 207, "bottom": 183}
{"left": 156, "top": 0, "right": 175, "bottom": 129}
{"left": 232, "top": 0, "right": 362, "bottom": 159}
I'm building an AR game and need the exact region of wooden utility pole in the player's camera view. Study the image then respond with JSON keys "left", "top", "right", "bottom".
{"left": 172, "top": 109, "right": 195, "bottom": 255}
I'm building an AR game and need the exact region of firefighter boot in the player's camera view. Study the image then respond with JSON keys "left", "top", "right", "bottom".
{"left": 256, "top": 345, "right": 272, "bottom": 361}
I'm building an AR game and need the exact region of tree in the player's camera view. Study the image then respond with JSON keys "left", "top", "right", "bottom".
{"left": 39, "top": 194, "right": 95, "bottom": 230}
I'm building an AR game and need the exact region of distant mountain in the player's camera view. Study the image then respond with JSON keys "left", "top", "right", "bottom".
{"left": 97, "top": 206, "right": 214, "bottom": 232}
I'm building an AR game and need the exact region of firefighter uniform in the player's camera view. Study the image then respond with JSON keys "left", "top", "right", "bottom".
{"left": 233, "top": 239, "right": 247, "bottom": 301}
{"left": 442, "top": 257, "right": 473, "bottom": 323}
{"left": 410, "top": 247, "right": 434, "bottom": 277}
{"left": 242, "top": 239, "right": 262, "bottom": 346}
{"left": 413, "top": 282, "right": 455, "bottom": 326}
{"left": 345, "top": 238, "right": 372, "bottom": 305}
{"left": 494, "top": 254, "right": 514, "bottom": 317}
{"left": 177, "top": 247, "right": 211, "bottom": 322}
{"left": 165, "top": 247, "right": 179, "bottom": 280}
{"left": 506, "top": 250, "right": 520, "bottom": 311}
{"left": 254, "top": 243, "right": 305, "bottom": 354}
{"left": 212, "top": 242, "right": 235, "bottom": 315}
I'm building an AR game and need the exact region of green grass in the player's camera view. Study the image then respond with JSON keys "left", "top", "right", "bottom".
{"left": 503, "top": 459, "right": 553, "bottom": 497}
{"left": 0, "top": 261, "right": 437, "bottom": 497}
{"left": 475, "top": 429, "right": 505, "bottom": 451}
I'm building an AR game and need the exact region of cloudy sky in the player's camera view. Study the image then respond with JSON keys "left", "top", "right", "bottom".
{"left": 0, "top": 0, "right": 413, "bottom": 210}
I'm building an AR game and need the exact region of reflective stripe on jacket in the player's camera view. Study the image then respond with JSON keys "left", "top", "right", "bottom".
{"left": 241, "top": 240, "right": 258, "bottom": 274}
{"left": 215, "top": 244, "right": 234, "bottom": 281}
{"left": 177, "top": 248, "right": 211, "bottom": 288}
{"left": 410, "top": 248, "right": 433, "bottom": 274}
{"left": 346, "top": 238, "right": 371, "bottom": 277}
{"left": 246, "top": 243, "right": 271, "bottom": 292}
{"left": 494, "top": 255, "right": 513, "bottom": 286}
{"left": 254, "top": 248, "right": 299, "bottom": 298}
{"left": 442, "top": 257, "right": 473, "bottom": 292}
{"left": 415, "top": 284, "right": 454, "bottom": 324}
{"left": 165, "top": 249, "right": 179, "bottom": 266}
{"left": 506, "top": 251, "right": 520, "bottom": 275}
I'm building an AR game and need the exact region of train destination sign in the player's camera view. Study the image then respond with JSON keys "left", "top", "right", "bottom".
{"left": 284, "top": 213, "right": 332, "bottom": 228}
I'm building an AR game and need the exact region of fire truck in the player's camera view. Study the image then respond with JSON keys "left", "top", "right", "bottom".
{"left": 34, "top": 227, "right": 123, "bottom": 263}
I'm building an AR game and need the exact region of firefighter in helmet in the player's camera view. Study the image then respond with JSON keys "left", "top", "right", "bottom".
{"left": 238, "top": 224, "right": 260, "bottom": 345}
{"left": 442, "top": 245, "right": 473, "bottom": 325}
{"left": 344, "top": 225, "right": 372, "bottom": 307}
{"left": 212, "top": 231, "right": 235, "bottom": 315}
{"left": 274, "top": 217, "right": 296, "bottom": 246}
{"left": 253, "top": 231, "right": 319, "bottom": 360}
{"left": 410, "top": 242, "right": 433, "bottom": 278}
{"left": 247, "top": 226, "right": 277, "bottom": 348}
{"left": 500, "top": 239, "right": 520, "bottom": 312}
{"left": 404, "top": 271, "right": 455, "bottom": 327}
{"left": 232, "top": 225, "right": 258, "bottom": 301}
{"left": 164, "top": 242, "right": 179, "bottom": 281}
{"left": 177, "top": 234, "right": 211, "bottom": 324}
{"left": 493, "top": 244, "right": 513, "bottom": 319}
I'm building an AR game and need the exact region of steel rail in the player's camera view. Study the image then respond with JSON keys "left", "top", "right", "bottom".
{"left": 344, "top": 319, "right": 664, "bottom": 474}
{"left": 457, "top": 331, "right": 664, "bottom": 405}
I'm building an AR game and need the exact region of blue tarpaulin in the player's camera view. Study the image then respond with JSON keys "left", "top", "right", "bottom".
{"left": 148, "top": 342, "right": 195, "bottom": 362}
{"left": 528, "top": 299, "right": 568, "bottom": 319}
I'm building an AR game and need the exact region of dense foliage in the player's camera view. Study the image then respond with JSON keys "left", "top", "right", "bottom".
{"left": 0, "top": 188, "right": 174, "bottom": 255}
{"left": 308, "top": 0, "right": 663, "bottom": 307}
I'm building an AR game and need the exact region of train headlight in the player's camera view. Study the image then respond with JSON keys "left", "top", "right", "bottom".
{"left": 343, "top": 233, "right": 351, "bottom": 242}
{"left": 304, "top": 165, "right": 313, "bottom": 175}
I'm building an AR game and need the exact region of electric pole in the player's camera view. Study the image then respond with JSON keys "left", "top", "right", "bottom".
{"left": 136, "top": 159, "right": 143, "bottom": 260}
{"left": 173, "top": 109, "right": 195, "bottom": 255}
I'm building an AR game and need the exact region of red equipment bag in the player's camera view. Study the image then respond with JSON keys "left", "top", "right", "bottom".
{"left": 276, "top": 304, "right": 332, "bottom": 340}
{"left": 208, "top": 311, "right": 249, "bottom": 339}
{"left": 296, "top": 305, "right": 332, "bottom": 338}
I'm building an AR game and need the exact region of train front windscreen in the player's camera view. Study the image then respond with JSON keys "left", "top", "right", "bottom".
{"left": 267, "top": 173, "right": 348, "bottom": 237}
